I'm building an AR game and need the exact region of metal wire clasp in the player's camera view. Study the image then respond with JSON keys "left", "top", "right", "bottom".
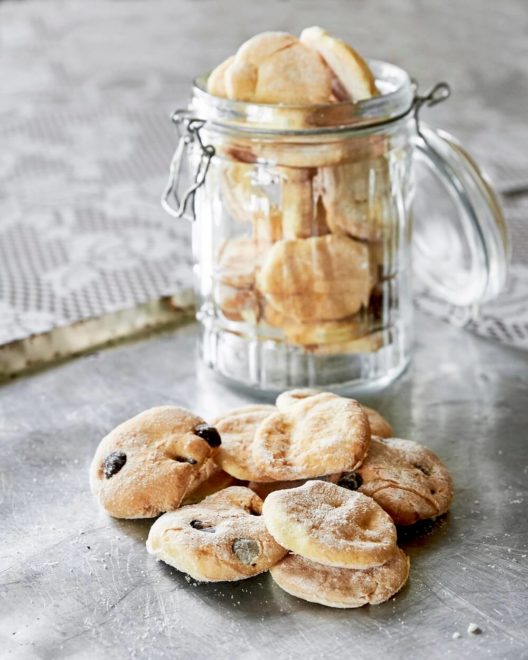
{"left": 412, "top": 81, "right": 451, "bottom": 138}
{"left": 161, "top": 110, "right": 215, "bottom": 221}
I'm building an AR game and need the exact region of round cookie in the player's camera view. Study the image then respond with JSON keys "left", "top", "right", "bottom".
{"left": 300, "top": 26, "right": 378, "bottom": 102}
{"left": 275, "top": 389, "right": 393, "bottom": 438}
{"left": 89, "top": 406, "right": 219, "bottom": 519}
{"left": 353, "top": 437, "right": 453, "bottom": 525}
{"left": 213, "top": 405, "right": 277, "bottom": 482}
{"left": 224, "top": 32, "right": 298, "bottom": 102}
{"left": 252, "top": 393, "right": 370, "bottom": 480}
{"left": 320, "top": 160, "right": 392, "bottom": 242}
{"left": 270, "top": 547, "right": 409, "bottom": 608}
{"left": 207, "top": 55, "right": 235, "bottom": 98}
{"left": 267, "top": 314, "right": 368, "bottom": 349}
{"left": 225, "top": 32, "right": 333, "bottom": 104}
{"left": 217, "top": 237, "right": 266, "bottom": 289}
{"left": 146, "top": 486, "right": 287, "bottom": 582}
{"left": 262, "top": 481, "right": 397, "bottom": 568}
{"left": 365, "top": 407, "right": 394, "bottom": 438}
{"left": 257, "top": 235, "right": 371, "bottom": 323}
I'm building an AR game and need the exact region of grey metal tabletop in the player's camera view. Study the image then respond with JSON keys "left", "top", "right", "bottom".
{"left": 2, "top": 0, "right": 528, "bottom": 658}
{"left": 1, "top": 313, "right": 528, "bottom": 660}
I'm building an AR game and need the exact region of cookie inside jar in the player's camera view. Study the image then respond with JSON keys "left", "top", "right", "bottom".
{"left": 183, "top": 28, "right": 415, "bottom": 390}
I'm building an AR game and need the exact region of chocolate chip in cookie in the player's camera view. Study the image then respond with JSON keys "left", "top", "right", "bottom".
{"left": 103, "top": 451, "right": 127, "bottom": 478}
{"left": 338, "top": 471, "right": 363, "bottom": 491}
{"left": 174, "top": 456, "right": 198, "bottom": 465}
{"left": 190, "top": 520, "right": 216, "bottom": 533}
{"left": 194, "top": 424, "right": 222, "bottom": 448}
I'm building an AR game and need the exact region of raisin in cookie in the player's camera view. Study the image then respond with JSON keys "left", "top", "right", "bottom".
{"left": 252, "top": 393, "right": 370, "bottom": 480}
{"left": 262, "top": 481, "right": 397, "bottom": 568}
{"left": 213, "top": 404, "right": 277, "bottom": 482}
{"left": 271, "top": 547, "right": 409, "bottom": 608}
{"left": 275, "top": 388, "right": 393, "bottom": 438}
{"left": 147, "top": 486, "right": 287, "bottom": 581}
{"left": 90, "top": 406, "right": 220, "bottom": 519}
{"left": 352, "top": 436, "right": 454, "bottom": 525}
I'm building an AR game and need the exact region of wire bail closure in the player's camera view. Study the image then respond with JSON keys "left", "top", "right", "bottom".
{"left": 412, "top": 81, "right": 451, "bottom": 139}
{"left": 161, "top": 110, "right": 215, "bottom": 221}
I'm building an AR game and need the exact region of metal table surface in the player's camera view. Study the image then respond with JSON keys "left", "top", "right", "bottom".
{"left": 1, "top": 312, "right": 528, "bottom": 660}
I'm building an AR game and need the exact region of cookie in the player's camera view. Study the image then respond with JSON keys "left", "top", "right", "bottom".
{"left": 182, "top": 460, "right": 236, "bottom": 505}
{"left": 219, "top": 162, "right": 282, "bottom": 239}
{"left": 275, "top": 388, "right": 321, "bottom": 410}
{"left": 252, "top": 392, "right": 370, "bottom": 480}
{"left": 207, "top": 55, "right": 235, "bottom": 98}
{"left": 300, "top": 26, "right": 378, "bottom": 101}
{"left": 258, "top": 235, "right": 372, "bottom": 323}
{"left": 320, "top": 160, "right": 392, "bottom": 242}
{"left": 224, "top": 33, "right": 298, "bottom": 103}
{"left": 217, "top": 284, "right": 259, "bottom": 323}
{"left": 351, "top": 437, "right": 453, "bottom": 525}
{"left": 89, "top": 406, "right": 219, "bottom": 519}
{"left": 226, "top": 33, "right": 332, "bottom": 104}
{"left": 217, "top": 237, "right": 263, "bottom": 289}
{"left": 213, "top": 404, "right": 277, "bottom": 482}
{"left": 270, "top": 547, "right": 409, "bottom": 608}
{"left": 308, "top": 330, "right": 384, "bottom": 356}
{"left": 218, "top": 162, "right": 256, "bottom": 224}
{"left": 278, "top": 167, "right": 329, "bottom": 239}
{"left": 263, "top": 481, "right": 397, "bottom": 568}
{"left": 275, "top": 389, "right": 393, "bottom": 438}
{"left": 365, "top": 407, "right": 394, "bottom": 438}
{"left": 215, "top": 237, "right": 271, "bottom": 322}
{"left": 264, "top": 309, "right": 368, "bottom": 348}
{"left": 146, "top": 486, "right": 287, "bottom": 581}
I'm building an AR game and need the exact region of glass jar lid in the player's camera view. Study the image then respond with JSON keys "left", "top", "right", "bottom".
{"left": 412, "top": 125, "right": 510, "bottom": 307}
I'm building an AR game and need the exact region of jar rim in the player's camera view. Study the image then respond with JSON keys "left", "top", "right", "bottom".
{"left": 189, "top": 59, "right": 415, "bottom": 134}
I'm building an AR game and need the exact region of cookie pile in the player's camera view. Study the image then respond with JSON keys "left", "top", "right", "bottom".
{"left": 264, "top": 482, "right": 410, "bottom": 608}
{"left": 206, "top": 28, "right": 392, "bottom": 356}
{"left": 90, "top": 389, "right": 453, "bottom": 608}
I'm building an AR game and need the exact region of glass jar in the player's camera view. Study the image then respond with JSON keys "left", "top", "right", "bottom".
{"left": 162, "top": 60, "right": 509, "bottom": 393}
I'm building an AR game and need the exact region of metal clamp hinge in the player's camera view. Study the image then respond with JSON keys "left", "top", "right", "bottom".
{"left": 412, "top": 81, "right": 451, "bottom": 139}
{"left": 161, "top": 111, "right": 215, "bottom": 221}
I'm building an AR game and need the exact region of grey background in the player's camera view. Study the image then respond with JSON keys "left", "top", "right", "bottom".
{"left": 1, "top": 1, "right": 528, "bottom": 659}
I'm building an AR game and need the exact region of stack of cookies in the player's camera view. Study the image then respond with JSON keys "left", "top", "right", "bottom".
{"left": 264, "top": 481, "right": 410, "bottom": 608}
{"left": 205, "top": 28, "right": 395, "bottom": 356}
{"left": 90, "top": 389, "right": 453, "bottom": 609}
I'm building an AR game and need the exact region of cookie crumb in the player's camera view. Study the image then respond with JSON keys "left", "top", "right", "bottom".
{"left": 467, "top": 623, "right": 482, "bottom": 635}
{"left": 452, "top": 632, "right": 461, "bottom": 640}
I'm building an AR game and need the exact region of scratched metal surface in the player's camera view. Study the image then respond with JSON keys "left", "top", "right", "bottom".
{"left": 1, "top": 312, "right": 528, "bottom": 659}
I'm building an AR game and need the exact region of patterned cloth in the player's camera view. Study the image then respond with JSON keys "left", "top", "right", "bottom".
{"left": 0, "top": 1, "right": 194, "bottom": 346}
{"left": 1, "top": 0, "right": 527, "bottom": 349}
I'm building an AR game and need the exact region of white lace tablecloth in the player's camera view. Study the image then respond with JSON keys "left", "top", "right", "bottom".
{"left": 1, "top": 0, "right": 527, "bottom": 355}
